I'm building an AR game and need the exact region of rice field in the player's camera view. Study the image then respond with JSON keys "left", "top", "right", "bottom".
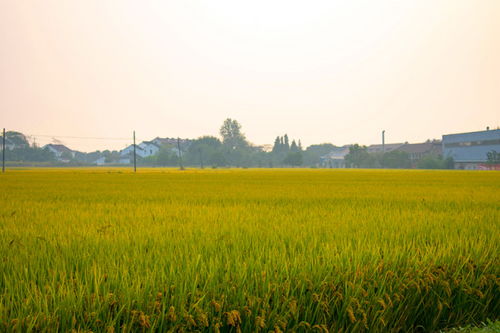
{"left": 0, "top": 168, "right": 499, "bottom": 332}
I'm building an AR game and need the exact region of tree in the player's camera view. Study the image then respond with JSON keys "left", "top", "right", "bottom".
{"left": 157, "top": 147, "right": 176, "bottom": 166}
{"left": 4, "top": 131, "right": 29, "bottom": 148}
{"left": 290, "top": 140, "right": 299, "bottom": 152}
{"left": 272, "top": 136, "right": 281, "bottom": 154}
{"left": 284, "top": 134, "right": 290, "bottom": 151}
{"left": 60, "top": 150, "right": 74, "bottom": 161}
{"left": 219, "top": 118, "right": 247, "bottom": 150}
{"left": 283, "top": 152, "right": 303, "bottom": 166}
{"left": 486, "top": 150, "right": 499, "bottom": 164}
{"left": 303, "top": 143, "right": 336, "bottom": 166}
{"left": 344, "top": 144, "right": 374, "bottom": 168}
{"left": 380, "top": 151, "right": 411, "bottom": 169}
{"left": 208, "top": 151, "right": 227, "bottom": 167}
{"left": 416, "top": 155, "right": 454, "bottom": 169}
{"left": 186, "top": 136, "right": 222, "bottom": 167}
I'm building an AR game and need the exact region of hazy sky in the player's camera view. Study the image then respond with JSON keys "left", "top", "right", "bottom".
{"left": 1, "top": 1, "right": 499, "bottom": 152}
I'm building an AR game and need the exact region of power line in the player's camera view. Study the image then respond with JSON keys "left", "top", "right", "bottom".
{"left": 26, "top": 134, "right": 132, "bottom": 141}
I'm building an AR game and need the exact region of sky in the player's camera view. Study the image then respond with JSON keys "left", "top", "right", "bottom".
{"left": 1, "top": 1, "right": 499, "bottom": 152}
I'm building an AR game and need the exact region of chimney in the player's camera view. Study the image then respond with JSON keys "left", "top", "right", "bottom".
{"left": 382, "top": 130, "right": 385, "bottom": 153}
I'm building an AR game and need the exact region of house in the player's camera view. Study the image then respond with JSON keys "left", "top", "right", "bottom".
{"left": 367, "top": 143, "right": 405, "bottom": 154}
{"left": 120, "top": 144, "right": 139, "bottom": 158}
{"left": 151, "top": 137, "right": 178, "bottom": 146}
{"left": 442, "top": 128, "right": 500, "bottom": 169}
{"left": 43, "top": 144, "right": 75, "bottom": 161}
{"left": 320, "top": 146, "right": 351, "bottom": 168}
{"left": 1, "top": 132, "right": 29, "bottom": 150}
{"left": 120, "top": 141, "right": 161, "bottom": 159}
{"left": 138, "top": 141, "right": 160, "bottom": 157}
{"left": 4, "top": 138, "right": 16, "bottom": 151}
{"left": 396, "top": 140, "right": 442, "bottom": 162}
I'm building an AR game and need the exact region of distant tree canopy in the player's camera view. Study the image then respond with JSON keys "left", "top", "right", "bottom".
{"left": 185, "top": 136, "right": 225, "bottom": 167}
{"left": 344, "top": 144, "right": 373, "bottom": 168}
{"left": 416, "top": 155, "right": 454, "bottom": 169}
{"left": 302, "top": 143, "right": 336, "bottom": 166}
{"left": 283, "top": 152, "right": 303, "bottom": 166}
{"left": 486, "top": 150, "right": 499, "bottom": 164}
{"left": 269, "top": 134, "right": 303, "bottom": 166}
{"left": 220, "top": 118, "right": 248, "bottom": 151}
{"left": 4, "top": 146, "right": 56, "bottom": 162}
{"left": 380, "top": 150, "right": 411, "bottom": 169}
{"left": 1, "top": 131, "right": 56, "bottom": 162}
{"left": 346, "top": 145, "right": 431, "bottom": 169}
{"left": 3, "top": 131, "right": 29, "bottom": 147}
{"left": 3, "top": 121, "right": 455, "bottom": 169}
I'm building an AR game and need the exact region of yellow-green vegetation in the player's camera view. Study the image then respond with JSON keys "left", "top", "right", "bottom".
{"left": 0, "top": 169, "right": 499, "bottom": 332}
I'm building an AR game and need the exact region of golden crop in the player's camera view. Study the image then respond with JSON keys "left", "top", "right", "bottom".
{"left": 0, "top": 168, "right": 499, "bottom": 332}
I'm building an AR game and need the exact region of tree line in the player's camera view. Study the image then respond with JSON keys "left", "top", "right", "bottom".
{"left": 344, "top": 144, "right": 454, "bottom": 169}
{"left": 4, "top": 119, "right": 485, "bottom": 169}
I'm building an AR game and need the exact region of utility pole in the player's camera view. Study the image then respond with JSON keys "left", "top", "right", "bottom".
{"left": 382, "top": 130, "right": 385, "bottom": 153}
{"left": 2, "top": 128, "right": 5, "bottom": 173}
{"left": 133, "top": 131, "right": 137, "bottom": 173}
{"left": 177, "top": 137, "right": 184, "bottom": 170}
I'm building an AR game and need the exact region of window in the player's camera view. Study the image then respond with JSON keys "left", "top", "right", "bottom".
{"left": 444, "top": 139, "right": 500, "bottom": 148}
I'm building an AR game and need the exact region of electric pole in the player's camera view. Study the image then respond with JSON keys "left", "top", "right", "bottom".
{"left": 382, "top": 130, "right": 385, "bottom": 153}
{"left": 177, "top": 137, "right": 184, "bottom": 170}
{"left": 133, "top": 131, "right": 137, "bottom": 173}
{"left": 2, "top": 128, "right": 5, "bottom": 173}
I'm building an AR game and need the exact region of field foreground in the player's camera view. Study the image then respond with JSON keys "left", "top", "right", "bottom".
{"left": 0, "top": 168, "right": 499, "bottom": 332}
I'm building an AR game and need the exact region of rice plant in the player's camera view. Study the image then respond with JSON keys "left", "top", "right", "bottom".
{"left": 0, "top": 168, "right": 498, "bottom": 331}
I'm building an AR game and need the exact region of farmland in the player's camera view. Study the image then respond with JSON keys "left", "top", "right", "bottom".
{"left": 0, "top": 169, "right": 499, "bottom": 332}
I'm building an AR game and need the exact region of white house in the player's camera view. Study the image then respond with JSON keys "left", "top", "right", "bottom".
{"left": 151, "top": 137, "right": 177, "bottom": 146}
{"left": 4, "top": 138, "right": 16, "bottom": 151}
{"left": 43, "top": 144, "right": 75, "bottom": 161}
{"left": 138, "top": 141, "right": 160, "bottom": 157}
{"left": 120, "top": 144, "right": 138, "bottom": 157}
{"left": 120, "top": 141, "right": 160, "bottom": 159}
{"left": 320, "top": 146, "right": 351, "bottom": 168}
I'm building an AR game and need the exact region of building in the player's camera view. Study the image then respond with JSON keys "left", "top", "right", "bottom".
{"left": 396, "top": 140, "right": 442, "bottom": 163}
{"left": 120, "top": 142, "right": 157, "bottom": 159}
{"left": 43, "top": 144, "right": 75, "bottom": 161}
{"left": 442, "top": 129, "right": 500, "bottom": 169}
{"left": 152, "top": 137, "right": 192, "bottom": 149}
{"left": 320, "top": 146, "right": 351, "bottom": 168}
{"left": 367, "top": 143, "right": 405, "bottom": 154}
{"left": 1, "top": 132, "right": 29, "bottom": 150}
{"left": 151, "top": 137, "right": 178, "bottom": 146}
{"left": 120, "top": 140, "right": 165, "bottom": 159}
{"left": 138, "top": 141, "right": 161, "bottom": 157}
{"left": 3, "top": 138, "right": 16, "bottom": 151}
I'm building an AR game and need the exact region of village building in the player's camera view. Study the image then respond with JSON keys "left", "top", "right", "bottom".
{"left": 43, "top": 144, "right": 75, "bottom": 161}
{"left": 396, "top": 140, "right": 442, "bottom": 163}
{"left": 4, "top": 138, "right": 16, "bottom": 151}
{"left": 367, "top": 143, "right": 405, "bottom": 154}
{"left": 442, "top": 128, "right": 500, "bottom": 170}
{"left": 320, "top": 146, "right": 351, "bottom": 168}
{"left": 120, "top": 143, "right": 159, "bottom": 159}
